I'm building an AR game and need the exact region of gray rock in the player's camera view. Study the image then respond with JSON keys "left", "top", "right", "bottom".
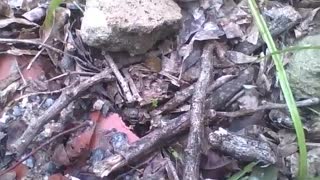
{"left": 286, "top": 33, "right": 320, "bottom": 99}
{"left": 80, "top": 0, "right": 182, "bottom": 55}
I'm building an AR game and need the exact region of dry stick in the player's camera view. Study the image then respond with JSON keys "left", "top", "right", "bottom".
{"left": 14, "top": 58, "right": 27, "bottom": 86}
{"left": 103, "top": 52, "right": 135, "bottom": 103}
{"left": 92, "top": 97, "right": 319, "bottom": 177}
{"left": 150, "top": 74, "right": 235, "bottom": 116}
{"left": 9, "top": 86, "right": 77, "bottom": 106}
{"left": 0, "top": 121, "right": 91, "bottom": 177}
{"left": 94, "top": 113, "right": 191, "bottom": 177}
{"left": 183, "top": 42, "right": 214, "bottom": 180}
{"left": 163, "top": 152, "right": 180, "bottom": 180}
{"left": 10, "top": 68, "right": 114, "bottom": 156}
{"left": 122, "top": 68, "right": 143, "bottom": 102}
{"left": 46, "top": 71, "right": 96, "bottom": 82}
{"left": 27, "top": 48, "right": 44, "bottom": 70}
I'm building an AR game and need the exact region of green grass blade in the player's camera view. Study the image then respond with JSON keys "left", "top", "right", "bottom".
{"left": 41, "top": 0, "right": 63, "bottom": 42}
{"left": 43, "top": 0, "right": 63, "bottom": 28}
{"left": 247, "top": 0, "right": 308, "bottom": 179}
{"left": 228, "top": 162, "right": 258, "bottom": 180}
{"left": 260, "top": 45, "right": 320, "bottom": 61}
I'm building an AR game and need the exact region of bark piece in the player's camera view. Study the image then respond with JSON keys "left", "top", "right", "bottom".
{"left": 183, "top": 42, "right": 214, "bottom": 180}
{"left": 208, "top": 128, "right": 276, "bottom": 164}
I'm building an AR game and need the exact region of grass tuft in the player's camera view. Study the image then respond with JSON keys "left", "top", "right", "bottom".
{"left": 248, "top": 0, "right": 308, "bottom": 179}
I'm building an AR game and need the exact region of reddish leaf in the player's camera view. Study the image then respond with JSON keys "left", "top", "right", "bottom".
{"left": 48, "top": 173, "right": 69, "bottom": 180}
{"left": 10, "top": 163, "right": 28, "bottom": 180}
{"left": 0, "top": 55, "right": 17, "bottom": 80}
{"left": 19, "top": 56, "right": 45, "bottom": 80}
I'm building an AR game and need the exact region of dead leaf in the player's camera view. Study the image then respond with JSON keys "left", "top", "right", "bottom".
{"left": 0, "top": 1, "right": 13, "bottom": 18}
{"left": 52, "top": 144, "right": 71, "bottom": 166}
{"left": 40, "top": 7, "right": 70, "bottom": 66}
{"left": 40, "top": 0, "right": 63, "bottom": 42}
{"left": 201, "top": 150, "right": 238, "bottom": 179}
{"left": 220, "top": 19, "right": 244, "bottom": 39}
{"left": 144, "top": 55, "right": 162, "bottom": 73}
{"left": 225, "top": 51, "right": 258, "bottom": 64}
{"left": 21, "top": 0, "right": 41, "bottom": 11}
{"left": 22, "top": 5, "right": 47, "bottom": 22}
{"left": 0, "top": 18, "right": 38, "bottom": 28}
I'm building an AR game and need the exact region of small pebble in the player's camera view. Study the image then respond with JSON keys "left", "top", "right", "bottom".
{"left": 90, "top": 148, "right": 105, "bottom": 164}
{"left": 23, "top": 156, "right": 35, "bottom": 168}
{"left": 44, "top": 162, "right": 60, "bottom": 175}
{"left": 43, "top": 98, "right": 55, "bottom": 108}
{"left": 29, "top": 95, "right": 41, "bottom": 103}
{"left": 111, "top": 132, "right": 128, "bottom": 151}
{"left": 12, "top": 106, "right": 23, "bottom": 117}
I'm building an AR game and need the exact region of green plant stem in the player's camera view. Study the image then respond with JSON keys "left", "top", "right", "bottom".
{"left": 248, "top": 0, "right": 308, "bottom": 179}
{"left": 228, "top": 162, "right": 258, "bottom": 180}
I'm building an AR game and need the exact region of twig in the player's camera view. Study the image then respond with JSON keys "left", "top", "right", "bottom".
{"left": 205, "top": 67, "right": 254, "bottom": 110}
{"left": 150, "top": 84, "right": 194, "bottom": 116}
{"left": 11, "top": 86, "right": 70, "bottom": 103}
{"left": 15, "top": 59, "right": 27, "bottom": 86}
{"left": 215, "top": 97, "right": 320, "bottom": 118}
{"left": 0, "top": 121, "right": 91, "bottom": 177}
{"left": 163, "top": 151, "right": 180, "bottom": 180}
{"left": 45, "top": 71, "right": 96, "bottom": 82}
{"left": 10, "top": 68, "right": 114, "bottom": 156}
{"left": 122, "top": 68, "right": 143, "bottom": 102}
{"left": 183, "top": 42, "right": 214, "bottom": 180}
{"left": 224, "top": 89, "right": 244, "bottom": 108}
{"left": 150, "top": 74, "right": 235, "bottom": 116}
{"left": 72, "top": 1, "right": 84, "bottom": 13}
{"left": 27, "top": 48, "right": 44, "bottom": 70}
{"left": 103, "top": 52, "right": 135, "bottom": 103}
{"left": 0, "top": 38, "right": 70, "bottom": 58}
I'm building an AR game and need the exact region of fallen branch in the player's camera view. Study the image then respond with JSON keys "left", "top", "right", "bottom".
{"left": 10, "top": 68, "right": 114, "bottom": 156}
{"left": 183, "top": 42, "right": 214, "bottom": 180}
{"left": 91, "top": 97, "right": 319, "bottom": 177}
{"left": 122, "top": 68, "right": 143, "bottom": 102}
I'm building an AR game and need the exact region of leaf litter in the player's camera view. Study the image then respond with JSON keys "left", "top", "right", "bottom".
{"left": 0, "top": 0, "right": 319, "bottom": 179}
